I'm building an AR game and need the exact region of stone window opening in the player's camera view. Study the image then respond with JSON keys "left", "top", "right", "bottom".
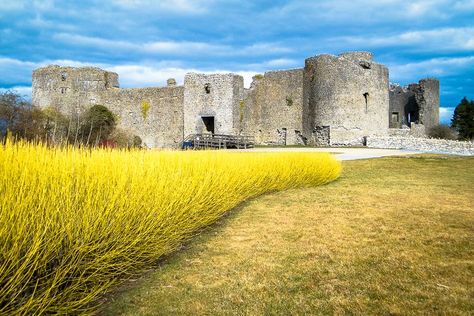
{"left": 61, "top": 72, "right": 68, "bottom": 81}
{"left": 60, "top": 87, "right": 68, "bottom": 94}
{"left": 363, "top": 92, "right": 369, "bottom": 113}
{"left": 204, "top": 83, "right": 211, "bottom": 94}
{"left": 391, "top": 112, "right": 399, "bottom": 123}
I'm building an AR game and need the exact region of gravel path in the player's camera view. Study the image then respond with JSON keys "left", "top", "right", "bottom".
{"left": 236, "top": 147, "right": 421, "bottom": 161}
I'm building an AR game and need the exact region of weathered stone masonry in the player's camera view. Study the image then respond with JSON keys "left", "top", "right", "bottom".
{"left": 304, "top": 52, "right": 389, "bottom": 146}
{"left": 32, "top": 52, "right": 440, "bottom": 148}
{"left": 389, "top": 79, "right": 439, "bottom": 130}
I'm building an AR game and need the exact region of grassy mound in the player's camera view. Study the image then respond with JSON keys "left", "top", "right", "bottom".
{"left": 0, "top": 141, "right": 340, "bottom": 314}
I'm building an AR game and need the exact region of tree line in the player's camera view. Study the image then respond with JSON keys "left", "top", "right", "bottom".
{"left": 451, "top": 97, "right": 474, "bottom": 141}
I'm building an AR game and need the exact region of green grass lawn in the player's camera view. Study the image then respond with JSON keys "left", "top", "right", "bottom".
{"left": 100, "top": 155, "right": 474, "bottom": 315}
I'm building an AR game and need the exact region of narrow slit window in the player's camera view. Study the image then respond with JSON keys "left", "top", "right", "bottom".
{"left": 363, "top": 92, "right": 369, "bottom": 113}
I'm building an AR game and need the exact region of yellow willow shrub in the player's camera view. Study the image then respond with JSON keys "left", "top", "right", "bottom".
{"left": 0, "top": 140, "right": 341, "bottom": 314}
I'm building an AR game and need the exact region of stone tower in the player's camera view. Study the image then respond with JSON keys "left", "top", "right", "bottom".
{"left": 32, "top": 66, "right": 119, "bottom": 114}
{"left": 303, "top": 52, "right": 389, "bottom": 145}
{"left": 183, "top": 73, "right": 244, "bottom": 136}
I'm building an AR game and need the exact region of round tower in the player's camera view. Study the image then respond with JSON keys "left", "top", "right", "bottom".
{"left": 303, "top": 52, "right": 389, "bottom": 145}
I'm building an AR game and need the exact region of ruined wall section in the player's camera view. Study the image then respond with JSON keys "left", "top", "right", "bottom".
{"left": 183, "top": 73, "right": 244, "bottom": 137}
{"left": 389, "top": 79, "right": 440, "bottom": 132}
{"left": 411, "top": 78, "right": 440, "bottom": 130}
{"left": 104, "top": 87, "right": 184, "bottom": 148}
{"left": 32, "top": 66, "right": 118, "bottom": 114}
{"left": 304, "top": 52, "right": 389, "bottom": 145}
{"left": 389, "top": 84, "right": 415, "bottom": 128}
{"left": 242, "top": 69, "right": 304, "bottom": 145}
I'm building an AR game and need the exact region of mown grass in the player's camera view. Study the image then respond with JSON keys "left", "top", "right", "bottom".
{"left": 101, "top": 155, "right": 474, "bottom": 315}
{"left": 0, "top": 141, "right": 340, "bottom": 315}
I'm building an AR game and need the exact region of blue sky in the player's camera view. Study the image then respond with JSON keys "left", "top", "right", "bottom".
{"left": 1, "top": 0, "right": 473, "bottom": 123}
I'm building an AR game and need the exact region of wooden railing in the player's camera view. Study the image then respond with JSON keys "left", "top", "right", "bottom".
{"left": 181, "top": 134, "right": 255, "bottom": 149}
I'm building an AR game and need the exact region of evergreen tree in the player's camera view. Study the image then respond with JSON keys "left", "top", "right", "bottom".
{"left": 451, "top": 97, "right": 474, "bottom": 140}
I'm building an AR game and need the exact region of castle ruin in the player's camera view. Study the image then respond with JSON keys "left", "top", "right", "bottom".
{"left": 32, "top": 51, "right": 439, "bottom": 148}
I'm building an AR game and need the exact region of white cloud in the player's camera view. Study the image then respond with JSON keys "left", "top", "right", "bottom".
{"left": 0, "top": 1, "right": 25, "bottom": 11}
{"left": 0, "top": 57, "right": 261, "bottom": 89}
{"left": 0, "top": 86, "right": 32, "bottom": 100}
{"left": 0, "top": 0, "right": 56, "bottom": 12}
{"left": 332, "top": 27, "right": 474, "bottom": 51}
{"left": 0, "top": 57, "right": 36, "bottom": 68}
{"left": 264, "top": 58, "right": 299, "bottom": 67}
{"left": 111, "top": 0, "right": 212, "bottom": 14}
{"left": 268, "top": 0, "right": 452, "bottom": 23}
{"left": 439, "top": 106, "right": 455, "bottom": 124}
{"left": 0, "top": 58, "right": 37, "bottom": 84}
{"left": 52, "top": 33, "right": 292, "bottom": 56}
{"left": 32, "top": 0, "right": 56, "bottom": 11}
{"left": 389, "top": 56, "right": 474, "bottom": 82}
{"left": 108, "top": 65, "right": 258, "bottom": 88}
{"left": 29, "top": 14, "right": 76, "bottom": 31}
{"left": 453, "top": 0, "right": 474, "bottom": 10}
{"left": 53, "top": 33, "right": 136, "bottom": 51}
{"left": 239, "top": 43, "right": 293, "bottom": 55}
{"left": 143, "top": 41, "right": 230, "bottom": 54}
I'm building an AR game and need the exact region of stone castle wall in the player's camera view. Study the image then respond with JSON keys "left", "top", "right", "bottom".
{"left": 413, "top": 79, "right": 440, "bottom": 130}
{"left": 389, "top": 84, "right": 415, "bottom": 128}
{"left": 31, "top": 51, "right": 441, "bottom": 149}
{"left": 242, "top": 69, "right": 304, "bottom": 145}
{"left": 104, "top": 87, "right": 184, "bottom": 148}
{"left": 183, "top": 73, "right": 244, "bottom": 137}
{"left": 389, "top": 79, "right": 440, "bottom": 130}
{"left": 304, "top": 52, "right": 389, "bottom": 146}
{"left": 32, "top": 66, "right": 183, "bottom": 148}
{"left": 32, "top": 66, "right": 118, "bottom": 114}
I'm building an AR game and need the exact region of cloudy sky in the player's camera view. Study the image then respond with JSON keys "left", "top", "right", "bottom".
{"left": 1, "top": 0, "right": 473, "bottom": 123}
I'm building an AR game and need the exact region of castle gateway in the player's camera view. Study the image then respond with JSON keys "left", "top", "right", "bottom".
{"left": 32, "top": 52, "right": 439, "bottom": 148}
